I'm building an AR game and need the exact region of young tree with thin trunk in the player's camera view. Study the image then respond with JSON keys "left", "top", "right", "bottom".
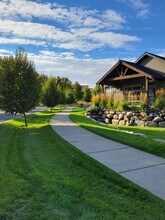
{"left": 42, "top": 77, "right": 58, "bottom": 111}
{"left": 83, "top": 87, "right": 91, "bottom": 102}
{"left": 73, "top": 82, "right": 83, "bottom": 102}
{"left": 0, "top": 48, "right": 40, "bottom": 127}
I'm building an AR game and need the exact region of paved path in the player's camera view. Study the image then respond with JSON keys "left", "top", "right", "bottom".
{"left": 0, "top": 107, "right": 47, "bottom": 124}
{"left": 51, "top": 107, "right": 165, "bottom": 200}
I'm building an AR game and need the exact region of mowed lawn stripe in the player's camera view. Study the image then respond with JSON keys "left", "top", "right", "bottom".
{"left": 0, "top": 109, "right": 164, "bottom": 219}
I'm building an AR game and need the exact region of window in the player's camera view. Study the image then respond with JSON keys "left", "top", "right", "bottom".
{"left": 123, "top": 85, "right": 141, "bottom": 106}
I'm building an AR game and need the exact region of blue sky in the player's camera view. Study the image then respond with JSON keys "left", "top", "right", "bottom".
{"left": 0, "top": 0, "right": 165, "bottom": 87}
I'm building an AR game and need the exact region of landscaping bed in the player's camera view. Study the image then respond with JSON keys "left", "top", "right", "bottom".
{"left": 86, "top": 108, "right": 165, "bottom": 127}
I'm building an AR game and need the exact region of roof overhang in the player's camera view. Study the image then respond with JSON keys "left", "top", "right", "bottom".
{"left": 97, "top": 60, "right": 154, "bottom": 85}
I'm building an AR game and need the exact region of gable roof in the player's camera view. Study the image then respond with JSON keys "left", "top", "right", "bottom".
{"left": 123, "top": 61, "right": 165, "bottom": 79}
{"left": 97, "top": 57, "right": 165, "bottom": 85}
{"left": 135, "top": 52, "right": 165, "bottom": 63}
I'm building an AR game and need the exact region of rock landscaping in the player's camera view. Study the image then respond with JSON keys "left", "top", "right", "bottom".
{"left": 85, "top": 108, "right": 165, "bottom": 127}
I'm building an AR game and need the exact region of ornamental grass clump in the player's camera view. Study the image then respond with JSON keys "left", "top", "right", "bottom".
{"left": 107, "top": 95, "right": 114, "bottom": 110}
{"left": 152, "top": 88, "right": 165, "bottom": 109}
{"left": 100, "top": 93, "right": 108, "bottom": 109}
{"left": 91, "top": 94, "right": 101, "bottom": 108}
{"left": 140, "top": 92, "right": 148, "bottom": 110}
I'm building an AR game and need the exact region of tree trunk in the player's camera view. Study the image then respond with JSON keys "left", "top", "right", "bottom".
{"left": 23, "top": 112, "right": 28, "bottom": 127}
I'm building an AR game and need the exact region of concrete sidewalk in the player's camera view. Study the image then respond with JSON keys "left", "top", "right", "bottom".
{"left": 0, "top": 107, "right": 47, "bottom": 124}
{"left": 50, "top": 107, "right": 165, "bottom": 200}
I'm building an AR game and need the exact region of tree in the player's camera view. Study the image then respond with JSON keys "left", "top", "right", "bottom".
{"left": 65, "top": 88, "right": 75, "bottom": 104}
{"left": 0, "top": 48, "right": 40, "bottom": 127}
{"left": 92, "top": 85, "right": 101, "bottom": 96}
{"left": 73, "top": 82, "right": 83, "bottom": 102}
{"left": 42, "top": 77, "right": 58, "bottom": 111}
{"left": 83, "top": 87, "right": 91, "bottom": 102}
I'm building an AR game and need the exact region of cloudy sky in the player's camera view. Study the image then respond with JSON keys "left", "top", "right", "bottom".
{"left": 0, "top": 0, "right": 165, "bottom": 87}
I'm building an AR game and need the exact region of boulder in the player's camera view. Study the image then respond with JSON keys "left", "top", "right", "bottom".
{"left": 119, "top": 120, "right": 125, "bottom": 126}
{"left": 91, "top": 115, "right": 101, "bottom": 120}
{"left": 105, "top": 118, "right": 110, "bottom": 124}
{"left": 112, "top": 119, "right": 119, "bottom": 125}
{"left": 137, "top": 120, "right": 145, "bottom": 127}
{"left": 127, "top": 112, "right": 132, "bottom": 118}
{"left": 158, "top": 121, "right": 165, "bottom": 127}
{"left": 113, "top": 114, "right": 118, "bottom": 119}
{"left": 98, "top": 110, "right": 103, "bottom": 116}
{"left": 118, "top": 113, "right": 124, "bottom": 120}
{"left": 140, "top": 112, "right": 147, "bottom": 117}
{"left": 101, "top": 114, "right": 106, "bottom": 119}
{"left": 143, "top": 116, "right": 153, "bottom": 121}
{"left": 127, "top": 120, "right": 134, "bottom": 126}
{"left": 124, "top": 115, "right": 128, "bottom": 121}
{"left": 145, "top": 121, "right": 157, "bottom": 127}
{"left": 107, "top": 113, "right": 114, "bottom": 119}
{"left": 132, "top": 116, "right": 139, "bottom": 121}
{"left": 153, "top": 116, "right": 164, "bottom": 123}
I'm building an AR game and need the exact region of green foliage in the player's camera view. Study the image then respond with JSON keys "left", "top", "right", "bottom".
{"left": 0, "top": 48, "right": 40, "bottom": 127}
{"left": 92, "top": 85, "right": 101, "bottom": 96}
{"left": 107, "top": 95, "right": 114, "bottom": 109}
{"left": 73, "top": 82, "right": 83, "bottom": 102}
{"left": 139, "top": 100, "right": 148, "bottom": 110}
{"left": 91, "top": 94, "right": 100, "bottom": 107}
{"left": 152, "top": 89, "right": 165, "bottom": 109}
{"left": 42, "top": 77, "right": 58, "bottom": 111}
{"left": 116, "top": 100, "right": 129, "bottom": 111}
{"left": 152, "top": 96, "right": 165, "bottom": 109}
{"left": 100, "top": 93, "right": 107, "bottom": 109}
{"left": 83, "top": 87, "right": 91, "bottom": 102}
{"left": 65, "top": 89, "right": 75, "bottom": 104}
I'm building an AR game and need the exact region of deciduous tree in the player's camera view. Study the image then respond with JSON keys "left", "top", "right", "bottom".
{"left": 0, "top": 48, "right": 40, "bottom": 127}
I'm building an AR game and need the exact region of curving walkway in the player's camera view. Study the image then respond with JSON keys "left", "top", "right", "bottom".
{"left": 51, "top": 107, "right": 165, "bottom": 200}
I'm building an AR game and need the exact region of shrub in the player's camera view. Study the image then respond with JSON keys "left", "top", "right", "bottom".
{"left": 100, "top": 93, "right": 108, "bottom": 109}
{"left": 117, "top": 100, "right": 129, "bottom": 111}
{"left": 91, "top": 94, "right": 101, "bottom": 108}
{"left": 107, "top": 95, "right": 114, "bottom": 110}
{"left": 139, "top": 92, "right": 148, "bottom": 110}
{"left": 152, "top": 88, "right": 165, "bottom": 109}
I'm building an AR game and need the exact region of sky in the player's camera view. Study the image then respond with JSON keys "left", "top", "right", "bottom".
{"left": 0, "top": 0, "right": 165, "bottom": 87}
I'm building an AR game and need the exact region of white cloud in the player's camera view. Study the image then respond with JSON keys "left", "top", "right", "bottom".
{"left": 0, "top": 36, "right": 46, "bottom": 47}
{"left": 0, "top": 49, "right": 13, "bottom": 54}
{"left": 26, "top": 51, "right": 136, "bottom": 87}
{"left": 118, "top": 0, "right": 150, "bottom": 18}
{"left": 137, "top": 9, "right": 150, "bottom": 18}
{"left": 89, "top": 32, "right": 140, "bottom": 48}
{"left": 0, "top": 0, "right": 125, "bottom": 30}
{"left": 0, "top": 19, "right": 140, "bottom": 51}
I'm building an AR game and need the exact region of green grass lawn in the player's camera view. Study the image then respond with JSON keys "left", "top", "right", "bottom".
{"left": 70, "top": 107, "right": 165, "bottom": 158}
{"left": 0, "top": 109, "right": 164, "bottom": 219}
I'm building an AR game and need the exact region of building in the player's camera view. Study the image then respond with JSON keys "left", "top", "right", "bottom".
{"left": 97, "top": 52, "right": 165, "bottom": 106}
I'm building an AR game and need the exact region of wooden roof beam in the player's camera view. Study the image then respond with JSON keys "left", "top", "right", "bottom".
{"left": 107, "top": 73, "right": 145, "bottom": 81}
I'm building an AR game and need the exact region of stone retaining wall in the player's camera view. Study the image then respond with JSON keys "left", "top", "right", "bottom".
{"left": 85, "top": 108, "right": 165, "bottom": 127}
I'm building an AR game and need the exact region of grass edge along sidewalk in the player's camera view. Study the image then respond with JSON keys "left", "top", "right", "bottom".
{"left": 70, "top": 107, "right": 165, "bottom": 158}
{"left": 0, "top": 109, "right": 164, "bottom": 219}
